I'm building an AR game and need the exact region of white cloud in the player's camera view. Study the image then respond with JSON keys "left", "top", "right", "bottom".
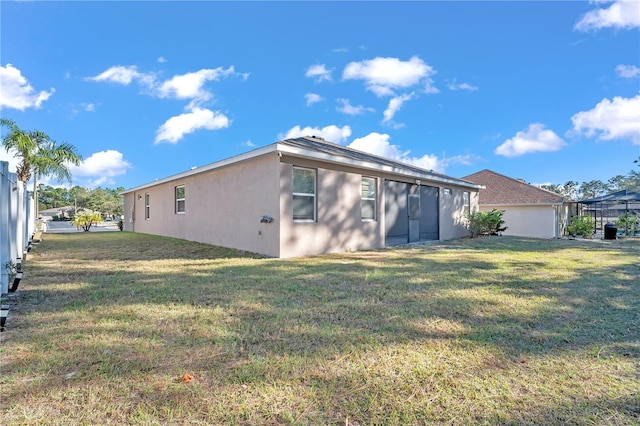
{"left": 333, "top": 47, "right": 349, "bottom": 53}
{"left": 0, "top": 64, "right": 55, "bottom": 110}
{"left": 88, "top": 65, "right": 244, "bottom": 142}
{"left": 279, "top": 125, "right": 352, "bottom": 144}
{"left": 157, "top": 67, "right": 236, "bottom": 101}
{"left": 495, "top": 123, "right": 567, "bottom": 157}
{"left": 348, "top": 132, "right": 446, "bottom": 172}
{"left": 87, "top": 65, "right": 146, "bottom": 85}
{"left": 574, "top": 0, "right": 640, "bottom": 31}
{"left": 88, "top": 65, "right": 244, "bottom": 103}
{"left": 69, "top": 150, "right": 132, "bottom": 181}
{"left": 571, "top": 93, "right": 640, "bottom": 144}
{"left": 305, "top": 93, "right": 324, "bottom": 106}
{"left": 305, "top": 64, "right": 333, "bottom": 82}
{"left": 157, "top": 56, "right": 167, "bottom": 63}
{"left": 383, "top": 93, "right": 414, "bottom": 123}
{"left": 342, "top": 56, "right": 437, "bottom": 96}
{"left": 83, "top": 103, "right": 96, "bottom": 112}
{"left": 241, "top": 140, "right": 256, "bottom": 148}
{"left": 336, "top": 98, "right": 374, "bottom": 115}
{"left": 155, "top": 107, "right": 230, "bottom": 144}
{"left": 448, "top": 81, "right": 479, "bottom": 91}
{"left": 615, "top": 64, "right": 640, "bottom": 79}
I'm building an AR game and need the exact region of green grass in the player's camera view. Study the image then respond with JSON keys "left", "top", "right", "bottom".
{"left": 1, "top": 232, "right": 638, "bottom": 425}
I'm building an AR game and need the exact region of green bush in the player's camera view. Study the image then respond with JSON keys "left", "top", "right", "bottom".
{"left": 468, "top": 209, "right": 507, "bottom": 238}
{"left": 71, "top": 212, "right": 103, "bottom": 232}
{"left": 566, "top": 215, "right": 595, "bottom": 238}
{"left": 615, "top": 213, "right": 639, "bottom": 236}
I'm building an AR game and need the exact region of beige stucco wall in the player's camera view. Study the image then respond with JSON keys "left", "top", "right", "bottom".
{"left": 122, "top": 152, "right": 479, "bottom": 258}
{"left": 123, "top": 154, "right": 282, "bottom": 257}
{"left": 479, "top": 205, "right": 558, "bottom": 239}
{"left": 279, "top": 158, "right": 384, "bottom": 258}
{"left": 438, "top": 187, "right": 477, "bottom": 240}
{"left": 277, "top": 156, "right": 477, "bottom": 257}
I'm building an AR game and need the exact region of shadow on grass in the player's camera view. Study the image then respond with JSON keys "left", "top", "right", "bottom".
{"left": 3, "top": 232, "right": 639, "bottom": 423}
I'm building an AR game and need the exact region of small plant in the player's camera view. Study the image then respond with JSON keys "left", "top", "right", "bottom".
{"left": 3, "top": 260, "right": 17, "bottom": 277}
{"left": 71, "top": 212, "right": 103, "bottom": 232}
{"left": 615, "top": 213, "right": 638, "bottom": 236}
{"left": 467, "top": 209, "right": 507, "bottom": 238}
{"left": 566, "top": 215, "right": 595, "bottom": 238}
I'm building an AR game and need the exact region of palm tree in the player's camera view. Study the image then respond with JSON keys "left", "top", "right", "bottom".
{"left": 1, "top": 118, "right": 82, "bottom": 219}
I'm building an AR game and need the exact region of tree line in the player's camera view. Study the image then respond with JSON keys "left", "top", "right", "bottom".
{"left": 37, "top": 185, "right": 124, "bottom": 217}
{"left": 540, "top": 167, "right": 640, "bottom": 200}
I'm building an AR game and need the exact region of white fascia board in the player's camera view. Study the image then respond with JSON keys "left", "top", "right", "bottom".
{"left": 121, "top": 144, "right": 278, "bottom": 194}
{"left": 275, "top": 143, "right": 483, "bottom": 190}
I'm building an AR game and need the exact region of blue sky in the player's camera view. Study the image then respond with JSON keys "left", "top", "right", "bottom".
{"left": 1, "top": 1, "right": 639, "bottom": 191}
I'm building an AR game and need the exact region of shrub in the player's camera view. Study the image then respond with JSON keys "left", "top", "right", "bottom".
{"left": 71, "top": 212, "right": 103, "bottom": 232}
{"left": 566, "top": 215, "right": 595, "bottom": 238}
{"left": 615, "top": 213, "right": 639, "bottom": 236}
{"left": 468, "top": 209, "right": 507, "bottom": 238}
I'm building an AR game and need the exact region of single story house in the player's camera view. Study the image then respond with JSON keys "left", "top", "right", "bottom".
{"left": 462, "top": 169, "right": 572, "bottom": 239}
{"left": 122, "top": 137, "right": 482, "bottom": 258}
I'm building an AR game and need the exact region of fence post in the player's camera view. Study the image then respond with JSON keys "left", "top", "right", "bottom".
{"left": 25, "top": 190, "right": 35, "bottom": 242}
{"left": 16, "top": 180, "right": 25, "bottom": 259}
{"left": 8, "top": 173, "right": 19, "bottom": 270}
{"left": 0, "top": 161, "right": 10, "bottom": 295}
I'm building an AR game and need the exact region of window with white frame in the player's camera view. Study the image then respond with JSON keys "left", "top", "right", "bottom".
{"left": 443, "top": 188, "right": 452, "bottom": 195}
{"left": 361, "top": 177, "right": 377, "bottom": 220}
{"left": 145, "top": 193, "right": 150, "bottom": 220}
{"left": 463, "top": 191, "right": 470, "bottom": 216}
{"left": 292, "top": 167, "right": 316, "bottom": 221}
{"left": 175, "top": 185, "right": 185, "bottom": 214}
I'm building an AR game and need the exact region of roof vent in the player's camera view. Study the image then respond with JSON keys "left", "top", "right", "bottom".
{"left": 310, "top": 135, "right": 324, "bottom": 140}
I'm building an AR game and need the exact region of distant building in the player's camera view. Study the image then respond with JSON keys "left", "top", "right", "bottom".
{"left": 462, "top": 169, "right": 573, "bottom": 239}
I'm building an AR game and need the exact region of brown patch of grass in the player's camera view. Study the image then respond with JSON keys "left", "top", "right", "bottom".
{"left": 1, "top": 233, "right": 638, "bottom": 424}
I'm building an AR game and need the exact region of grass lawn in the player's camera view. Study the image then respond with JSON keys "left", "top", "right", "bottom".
{"left": 1, "top": 233, "right": 638, "bottom": 425}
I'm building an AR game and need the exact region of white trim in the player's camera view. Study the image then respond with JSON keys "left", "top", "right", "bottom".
{"left": 292, "top": 166, "right": 316, "bottom": 222}
{"left": 175, "top": 185, "right": 186, "bottom": 214}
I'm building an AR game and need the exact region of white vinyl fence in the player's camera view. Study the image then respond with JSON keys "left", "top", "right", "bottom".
{"left": 1, "top": 161, "right": 35, "bottom": 295}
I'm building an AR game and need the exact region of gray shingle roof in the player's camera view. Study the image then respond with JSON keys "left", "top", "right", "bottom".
{"left": 462, "top": 169, "right": 564, "bottom": 205}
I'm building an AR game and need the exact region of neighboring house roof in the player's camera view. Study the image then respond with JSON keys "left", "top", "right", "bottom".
{"left": 39, "top": 206, "right": 75, "bottom": 215}
{"left": 580, "top": 189, "right": 640, "bottom": 204}
{"left": 462, "top": 169, "right": 564, "bottom": 206}
{"left": 123, "top": 136, "right": 483, "bottom": 194}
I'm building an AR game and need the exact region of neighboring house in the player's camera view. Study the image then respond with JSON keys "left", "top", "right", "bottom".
{"left": 122, "top": 137, "right": 482, "bottom": 258}
{"left": 462, "top": 169, "right": 571, "bottom": 239}
{"left": 39, "top": 206, "right": 76, "bottom": 220}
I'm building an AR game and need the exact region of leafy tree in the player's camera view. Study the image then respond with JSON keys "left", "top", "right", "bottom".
{"left": 626, "top": 170, "right": 640, "bottom": 191}
{"left": 71, "top": 212, "right": 103, "bottom": 232}
{"left": 540, "top": 183, "right": 563, "bottom": 195}
{"left": 69, "top": 186, "right": 91, "bottom": 209}
{"left": 561, "top": 181, "right": 579, "bottom": 200}
{"left": 579, "top": 180, "right": 607, "bottom": 199}
{"left": 607, "top": 175, "right": 628, "bottom": 193}
{"left": 0, "top": 119, "right": 82, "bottom": 219}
